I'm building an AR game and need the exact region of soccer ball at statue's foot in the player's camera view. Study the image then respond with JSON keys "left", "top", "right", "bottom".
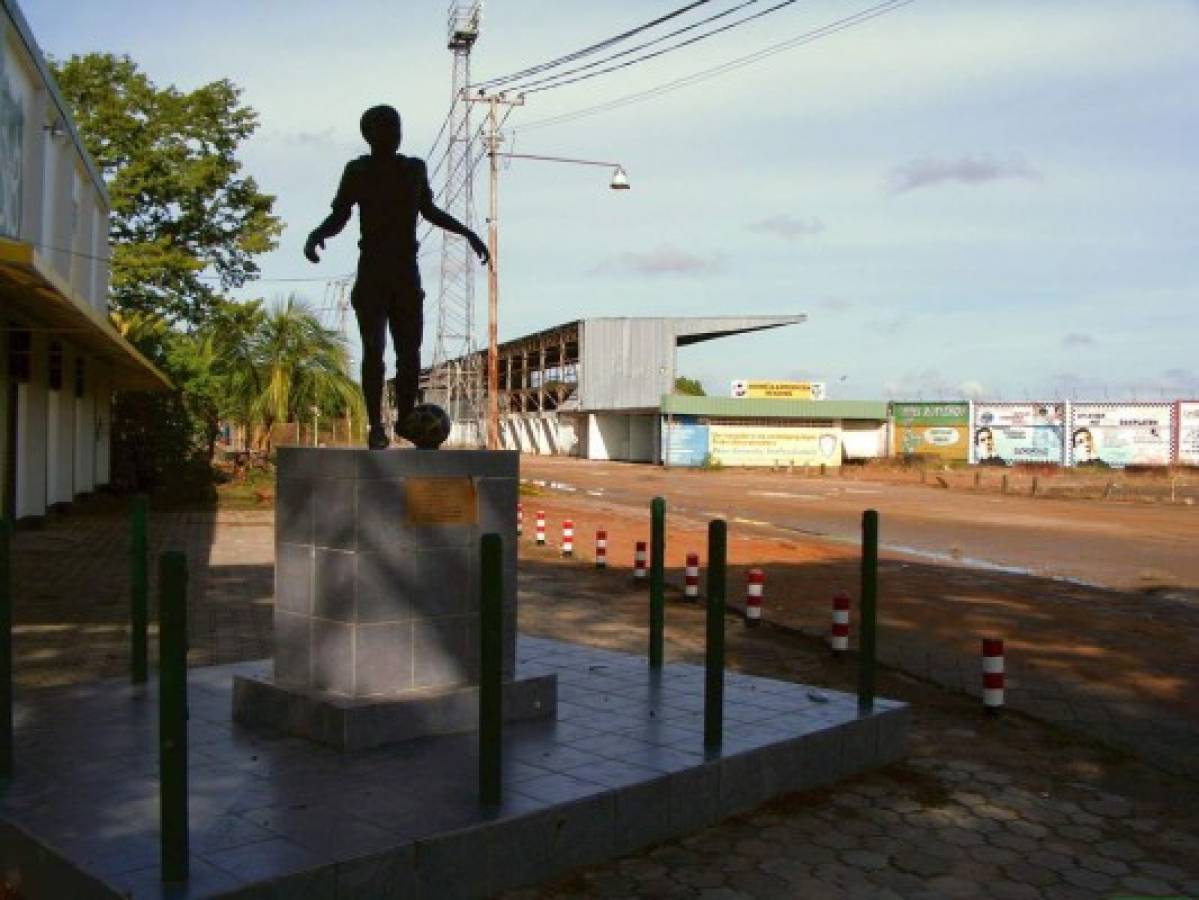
{"left": 397, "top": 403, "right": 452, "bottom": 449}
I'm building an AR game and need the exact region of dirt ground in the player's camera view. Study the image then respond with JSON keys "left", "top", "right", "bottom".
{"left": 515, "top": 457, "right": 1199, "bottom": 773}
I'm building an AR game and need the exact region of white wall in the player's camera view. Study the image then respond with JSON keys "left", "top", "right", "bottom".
{"left": 74, "top": 360, "right": 94, "bottom": 494}
{"left": 15, "top": 331, "right": 46, "bottom": 519}
{"left": 840, "top": 420, "right": 888, "bottom": 460}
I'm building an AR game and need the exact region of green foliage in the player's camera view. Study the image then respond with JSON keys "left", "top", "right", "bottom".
{"left": 674, "top": 376, "right": 706, "bottom": 396}
{"left": 110, "top": 297, "right": 363, "bottom": 494}
{"left": 48, "top": 53, "right": 282, "bottom": 325}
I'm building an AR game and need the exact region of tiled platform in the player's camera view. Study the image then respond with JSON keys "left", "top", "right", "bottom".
{"left": 0, "top": 636, "right": 908, "bottom": 899}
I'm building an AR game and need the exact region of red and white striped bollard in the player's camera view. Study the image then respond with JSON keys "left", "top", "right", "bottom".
{"left": 595, "top": 529, "right": 607, "bottom": 568}
{"left": 831, "top": 591, "right": 850, "bottom": 655}
{"left": 633, "top": 541, "right": 647, "bottom": 583}
{"left": 982, "top": 637, "right": 1004, "bottom": 715}
{"left": 745, "top": 568, "right": 763, "bottom": 627}
{"left": 535, "top": 510, "right": 546, "bottom": 546}
{"left": 684, "top": 552, "right": 700, "bottom": 601}
{"left": 561, "top": 519, "right": 574, "bottom": 557}
{"left": 516, "top": 503, "right": 523, "bottom": 537}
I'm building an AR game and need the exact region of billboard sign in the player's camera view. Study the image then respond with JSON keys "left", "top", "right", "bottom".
{"left": 661, "top": 418, "right": 709, "bottom": 467}
{"left": 1067, "top": 403, "right": 1174, "bottom": 467}
{"left": 1175, "top": 402, "right": 1199, "bottom": 466}
{"left": 971, "top": 403, "right": 1066, "bottom": 466}
{"left": 707, "top": 425, "right": 841, "bottom": 467}
{"left": 891, "top": 402, "right": 969, "bottom": 462}
{"left": 731, "top": 380, "right": 826, "bottom": 400}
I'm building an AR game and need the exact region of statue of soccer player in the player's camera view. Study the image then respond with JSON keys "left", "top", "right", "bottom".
{"left": 304, "top": 104, "right": 489, "bottom": 449}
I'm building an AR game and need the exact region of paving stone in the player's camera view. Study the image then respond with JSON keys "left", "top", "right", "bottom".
{"left": 1002, "top": 862, "right": 1060, "bottom": 888}
{"left": 838, "top": 849, "right": 888, "bottom": 872}
{"left": 985, "top": 883, "right": 1042, "bottom": 900}
{"left": 1057, "top": 823, "right": 1102, "bottom": 842}
{"left": 1094, "top": 838, "right": 1148, "bottom": 862}
{"left": 969, "top": 845, "right": 1021, "bottom": 866}
{"left": 1059, "top": 866, "right": 1116, "bottom": 892}
{"left": 724, "top": 869, "right": 791, "bottom": 898}
{"left": 1117, "top": 882, "right": 1184, "bottom": 900}
{"left": 676, "top": 867, "right": 727, "bottom": 889}
{"left": 1077, "top": 852, "right": 1130, "bottom": 877}
{"left": 1135, "top": 860, "right": 1187, "bottom": 880}
{"left": 990, "top": 833, "right": 1041, "bottom": 853}
{"left": 1041, "top": 884, "right": 1095, "bottom": 900}
{"left": 892, "top": 850, "right": 954, "bottom": 878}
{"left": 938, "top": 826, "right": 987, "bottom": 848}
{"left": 926, "top": 874, "right": 986, "bottom": 897}
{"left": 1081, "top": 794, "right": 1134, "bottom": 818}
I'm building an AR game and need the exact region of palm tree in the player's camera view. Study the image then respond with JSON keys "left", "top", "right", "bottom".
{"left": 247, "top": 295, "right": 365, "bottom": 447}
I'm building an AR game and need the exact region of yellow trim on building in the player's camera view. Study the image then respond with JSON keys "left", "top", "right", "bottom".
{"left": 0, "top": 236, "right": 170, "bottom": 390}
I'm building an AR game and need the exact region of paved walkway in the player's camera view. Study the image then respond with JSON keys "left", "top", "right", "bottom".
{"left": 5, "top": 503, "right": 1199, "bottom": 899}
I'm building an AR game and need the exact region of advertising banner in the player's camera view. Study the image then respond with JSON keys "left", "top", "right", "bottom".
{"left": 891, "top": 402, "right": 969, "bottom": 462}
{"left": 970, "top": 403, "right": 1066, "bottom": 466}
{"left": 661, "top": 418, "right": 709, "bottom": 467}
{"left": 731, "top": 380, "right": 826, "bottom": 400}
{"left": 707, "top": 425, "right": 841, "bottom": 467}
{"left": 1067, "top": 403, "right": 1174, "bottom": 467}
{"left": 1175, "top": 402, "right": 1199, "bottom": 466}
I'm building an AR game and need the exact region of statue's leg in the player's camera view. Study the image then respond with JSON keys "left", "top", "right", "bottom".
{"left": 353, "top": 298, "right": 388, "bottom": 431}
{"left": 388, "top": 279, "right": 424, "bottom": 430}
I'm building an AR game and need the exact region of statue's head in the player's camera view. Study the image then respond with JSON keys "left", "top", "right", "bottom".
{"left": 361, "top": 105, "right": 402, "bottom": 155}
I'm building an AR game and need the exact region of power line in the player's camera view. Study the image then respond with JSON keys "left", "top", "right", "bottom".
{"left": 471, "top": 0, "right": 713, "bottom": 90}
{"left": 516, "top": 0, "right": 915, "bottom": 133}
{"left": 512, "top": 0, "right": 792, "bottom": 95}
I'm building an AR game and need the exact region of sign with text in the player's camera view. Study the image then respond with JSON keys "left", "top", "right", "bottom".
{"left": 708, "top": 425, "right": 841, "bottom": 467}
{"left": 1178, "top": 402, "right": 1199, "bottom": 466}
{"left": 730, "top": 380, "right": 826, "bottom": 400}
{"left": 661, "top": 418, "right": 709, "bottom": 467}
{"left": 1067, "top": 403, "right": 1174, "bottom": 468}
{"left": 971, "top": 403, "right": 1066, "bottom": 465}
{"left": 891, "top": 402, "right": 970, "bottom": 462}
{"left": 405, "top": 478, "right": 478, "bottom": 526}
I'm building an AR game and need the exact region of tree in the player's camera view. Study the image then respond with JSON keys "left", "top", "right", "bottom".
{"left": 674, "top": 376, "right": 706, "bottom": 396}
{"left": 49, "top": 53, "right": 282, "bottom": 326}
{"left": 247, "top": 296, "right": 364, "bottom": 445}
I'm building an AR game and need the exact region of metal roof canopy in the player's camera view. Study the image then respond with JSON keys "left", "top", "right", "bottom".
{"left": 577, "top": 315, "right": 805, "bottom": 412}
{"left": 661, "top": 395, "right": 888, "bottom": 420}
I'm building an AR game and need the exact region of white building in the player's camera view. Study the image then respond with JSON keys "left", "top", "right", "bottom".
{"left": 1, "top": 0, "right": 167, "bottom": 522}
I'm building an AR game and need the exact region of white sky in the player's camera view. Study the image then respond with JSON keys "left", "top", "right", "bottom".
{"left": 23, "top": 0, "right": 1199, "bottom": 400}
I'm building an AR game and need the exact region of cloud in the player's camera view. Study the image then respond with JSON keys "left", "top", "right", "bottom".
{"left": 1062, "top": 332, "right": 1095, "bottom": 347}
{"left": 958, "top": 379, "right": 986, "bottom": 399}
{"left": 747, "top": 215, "right": 825, "bottom": 241}
{"left": 887, "top": 155, "right": 1043, "bottom": 193}
{"left": 594, "top": 246, "right": 720, "bottom": 276}
{"left": 883, "top": 368, "right": 952, "bottom": 399}
{"left": 817, "top": 297, "right": 853, "bottom": 312}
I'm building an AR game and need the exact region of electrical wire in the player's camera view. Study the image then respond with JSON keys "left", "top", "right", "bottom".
{"left": 471, "top": 0, "right": 713, "bottom": 90}
{"left": 516, "top": 0, "right": 914, "bottom": 132}
{"left": 507, "top": 0, "right": 775, "bottom": 94}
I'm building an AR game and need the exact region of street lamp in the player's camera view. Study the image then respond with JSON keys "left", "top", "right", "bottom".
{"left": 483, "top": 148, "right": 630, "bottom": 449}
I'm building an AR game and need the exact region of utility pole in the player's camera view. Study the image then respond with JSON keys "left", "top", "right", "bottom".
{"left": 431, "top": 2, "right": 484, "bottom": 444}
{"left": 468, "top": 91, "right": 524, "bottom": 450}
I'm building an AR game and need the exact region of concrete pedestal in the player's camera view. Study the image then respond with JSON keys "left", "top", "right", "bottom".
{"left": 234, "top": 446, "right": 555, "bottom": 749}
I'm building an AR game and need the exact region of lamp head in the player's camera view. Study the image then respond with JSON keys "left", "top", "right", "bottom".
{"left": 609, "top": 166, "right": 630, "bottom": 190}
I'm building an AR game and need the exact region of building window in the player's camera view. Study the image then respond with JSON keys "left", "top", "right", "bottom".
{"left": 8, "top": 329, "right": 31, "bottom": 383}
{"left": 74, "top": 356, "right": 85, "bottom": 399}
{"left": 48, "top": 341, "right": 63, "bottom": 391}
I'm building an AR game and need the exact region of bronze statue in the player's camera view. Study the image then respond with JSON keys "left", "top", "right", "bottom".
{"left": 305, "top": 105, "right": 489, "bottom": 449}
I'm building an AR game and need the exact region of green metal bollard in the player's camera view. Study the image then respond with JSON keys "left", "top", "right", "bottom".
{"left": 159, "top": 551, "right": 189, "bottom": 883}
{"left": 479, "top": 533, "right": 503, "bottom": 806}
{"left": 649, "top": 497, "right": 666, "bottom": 670}
{"left": 704, "top": 519, "right": 726, "bottom": 748}
{"left": 858, "top": 510, "right": 879, "bottom": 713}
{"left": 1, "top": 520, "right": 12, "bottom": 779}
{"left": 131, "top": 494, "right": 148, "bottom": 684}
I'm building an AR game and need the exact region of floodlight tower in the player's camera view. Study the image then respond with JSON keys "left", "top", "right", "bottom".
{"left": 429, "top": 1, "right": 483, "bottom": 444}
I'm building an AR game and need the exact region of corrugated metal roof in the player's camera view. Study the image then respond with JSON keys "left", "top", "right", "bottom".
{"left": 577, "top": 316, "right": 805, "bottom": 411}
{"left": 660, "top": 395, "right": 888, "bottom": 420}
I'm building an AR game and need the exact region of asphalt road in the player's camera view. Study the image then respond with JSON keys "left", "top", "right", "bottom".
{"left": 520, "top": 458, "right": 1199, "bottom": 592}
